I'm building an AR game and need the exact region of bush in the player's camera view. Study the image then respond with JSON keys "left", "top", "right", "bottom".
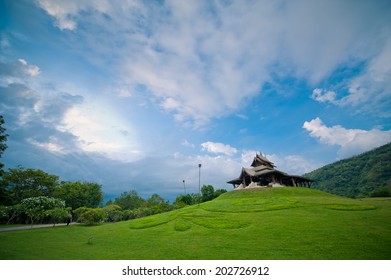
{"left": 45, "top": 207, "right": 72, "bottom": 226}
{"left": 78, "top": 208, "right": 106, "bottom": 225}
{"left": 73, "top": 206, "right": 93, "bottom": 221}
{"left": 122, "top": 209, "right": 137, "bottom": 220}
{"left": 103, "top": 204, "right": 123, "bottom": 222}
{"left": 370, "top": 186, "right": 391, "bottom": 197}
{"left": 214, "top": 189, "right": 227, "bottom": 198}
{"left": 175, "top": 194, "right": 193, "bottom": 205}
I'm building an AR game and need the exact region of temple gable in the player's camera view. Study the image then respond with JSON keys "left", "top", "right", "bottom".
{"left": 227, "top": 153, "right": 313, "bottom": 189}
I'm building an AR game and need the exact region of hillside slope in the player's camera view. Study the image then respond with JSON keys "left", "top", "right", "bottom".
{"left": 304, "top": 142, "right": 391, "bottom": 197}
{"left": 1, "top": 187, "right": 390, "bottom": 260}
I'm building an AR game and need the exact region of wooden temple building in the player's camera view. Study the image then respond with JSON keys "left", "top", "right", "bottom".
{"left": 227, "top": 153, "right": 313, "bottom": 189}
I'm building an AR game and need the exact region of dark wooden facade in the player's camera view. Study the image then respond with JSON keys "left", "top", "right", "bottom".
{"left": 227, "top": 153, "right": 313, "bottom": 189}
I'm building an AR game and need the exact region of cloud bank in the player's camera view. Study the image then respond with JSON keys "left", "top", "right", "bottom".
{"left": 303, "top": 117, "right": 391, "bottom": 157}
{"left": 36, "top": 0, "right": 391, "bottom": 127}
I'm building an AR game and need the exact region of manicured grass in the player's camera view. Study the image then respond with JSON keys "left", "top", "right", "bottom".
{"left": 1, "top": 187, "right": 390, "bottom": 259}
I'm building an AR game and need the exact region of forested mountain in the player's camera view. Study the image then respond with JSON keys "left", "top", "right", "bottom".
{"left": 304, "top": 142, "right": 391, "bottom": 198}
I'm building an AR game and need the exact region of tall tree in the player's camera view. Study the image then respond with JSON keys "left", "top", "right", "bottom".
{"left": 114, "top": 190, "right": 144, "bottom": 210}
{"left": 0, "top": 116, "right": 8, "bottom": 173}
{"left": 201, "top": 185, "right": 215, "bottom": 202}
{"left": 146, "top": 193, "right": 165, "bottom": 206}
{"left": 53, "top": 181, "right": 103, "bottom": 209}
{"left": 1, "top": 166, "right": 59, "bottom": 205}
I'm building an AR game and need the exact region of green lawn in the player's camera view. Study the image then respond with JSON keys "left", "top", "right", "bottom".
{"left": 1, "top": 187, "right": 390, "bottom": 260}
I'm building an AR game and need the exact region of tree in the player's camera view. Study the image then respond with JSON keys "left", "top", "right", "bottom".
{"left": 1, "top": 166, "right": 59, "bottom": 205}
{"left": 53, "top": 181, "right": 103, "bottom": 209}
{"left": 174, "top": 194, "right": 193, "bottom": 206}
{"left": 20, "top": 196, "right": 65, "bottom": 226}
{"left": 0, "top": 204, "right": 23, "bottom": 224}
{"left": 0, "top": 115, "right": 8, "bottom": 174}
{"left": 114, "top": 190, "right": 144, "bottom": 210}
{"left": 45, "top": 207, "right": 72, "bottom": 226}
{"left": 201, "top": 185, "right": 215, "bottom": 202}
{"left": 146, "top": 193, "right": 165, "bottom": 206}
{"left": 214, "top": 188, "right": 227, "bottom": 198}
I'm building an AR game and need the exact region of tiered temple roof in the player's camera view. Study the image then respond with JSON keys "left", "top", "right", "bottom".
{"left": 227, "top": 153, "right": 313, "bottom": 189}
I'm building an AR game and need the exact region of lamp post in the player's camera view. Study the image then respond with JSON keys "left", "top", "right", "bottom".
{"left": 182, "top": 179, "right": 186, "bottom": 194}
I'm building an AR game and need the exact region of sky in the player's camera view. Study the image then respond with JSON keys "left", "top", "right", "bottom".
{"left": 1, "top": 0, "right": 391, "bottom": 202}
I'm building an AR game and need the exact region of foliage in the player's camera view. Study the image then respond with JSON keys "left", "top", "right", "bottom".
{"left": 0, "top": 115, "right": 8, "bottom": 174}
{"left": 174, "top": 194, "right": 193, "bottom": 206}
{"left": 174, "top": 188, "right": 224, "bottom": 207}
{"left": 78, "top": 208, "right": 106, "bottom": 225}
{"left": 53, "top": 181, "right": 103, "bottom": 209}
{"left": 114, "top": 190, "right": 145, "bottom": 210}
{"left": 200, "top": 185, "right": 227, "bottom": 202}
{"left": 0, "top": 204, "right": 23, "bottom": 224}
{"left": 370, "top": 186, "right": 391, "bottom": 197}
{"left": 20, "top": 196, "right": 65, "bottom": 226}
{"left": 103, "top": 204, "right": 123, "bottom": 222}
{"left": 201, "top": 185, "right": 215, "bottom": 202}
{"left": 1, "top": 166, "right": 59, "bottom": 205}
{"left": 73, "top": 206, "right": 93, "bottom": 221}
{"left": 214, "top": 188, "right": 228, "bottom": 197}
{"left": 304, "top": 142, "right": 391, "bottom": 197}
{"left": 145, "top": 193, "right": 165, "bottom": 206}
{"left": 45, "top": 207, "right": 72, "bottom": 226}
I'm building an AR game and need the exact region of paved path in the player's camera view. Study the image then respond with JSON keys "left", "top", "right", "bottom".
{"left": 0, "top": 223, "right": 77, "bottom": 232}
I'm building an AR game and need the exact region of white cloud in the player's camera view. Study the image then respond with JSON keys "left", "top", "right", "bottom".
{"left": 0, "top": 59, "right": 41, "bottom": 85}
{"left": 303, "top": 117, "right": 391, "bottom": 157}
{"left": 311, "top": 88, "right": 337, "bottom": 104}
{"left": 36, "top": 0, "right": 391, "bottom": 127}
{"left": 181, "top": 139, "right": 195, "bottom": 148}
{"left": 28, "top": 136, "right": 65, "bottom": 154}
{"left": 341, "top": 39, "right": 391, "bottom": 115}
{"left": 201, "top": 141, "right": 238, "bottom": 156}
{"left": 17, "top": 59, "right": 41, "bottom": 77}
{"left": 311, "top": 38, "right": 391, "bottom": 116}
{"left": 59, "top": 105, "right": 142, "bottom": 162}
{"left": 36, "top": 0, "right": 81, "bottom": 30}
{"left": 267, "top": 154, "right": 321, "bottom": 175}
{"left": 173, "top": 153, "right": 240, "bottom": 190}
{"left": 240, "top": 150, "right": 259, "bottom": 167}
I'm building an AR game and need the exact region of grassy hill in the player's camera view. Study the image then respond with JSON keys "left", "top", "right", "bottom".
{"left": 1, "top": 187, "right": 390, "bottom": 260}
{"left": 304, "top": 142, "right": 391, "bottom": 198}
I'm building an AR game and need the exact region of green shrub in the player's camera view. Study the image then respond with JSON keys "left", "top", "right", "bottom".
{"left": 78, "top": 208, "right": 106, "bottom": 225}
{"left": 73, "top": 206, "right": 93, "bottom": 221}
{"left": 103, "top": 204, "right": 123, "bottom": 222}
{"left": 370, "top": 186, "right": 391, "bottom": 197}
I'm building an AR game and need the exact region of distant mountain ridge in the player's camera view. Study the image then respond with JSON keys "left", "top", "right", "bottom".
{"left": 304, "top": 142, "right": 391, "bottom": 198}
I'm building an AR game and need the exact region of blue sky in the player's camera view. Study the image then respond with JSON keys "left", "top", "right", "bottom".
{"left": 1, "top": 0, "right": 391, "bottom": 202}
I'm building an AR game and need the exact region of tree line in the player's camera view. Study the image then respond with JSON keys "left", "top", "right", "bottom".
{"left": 0, "top": 115, "right": 227, "bottom": 225}
{"left": 0, "top": 166, "right": 226, "bottom": 225}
